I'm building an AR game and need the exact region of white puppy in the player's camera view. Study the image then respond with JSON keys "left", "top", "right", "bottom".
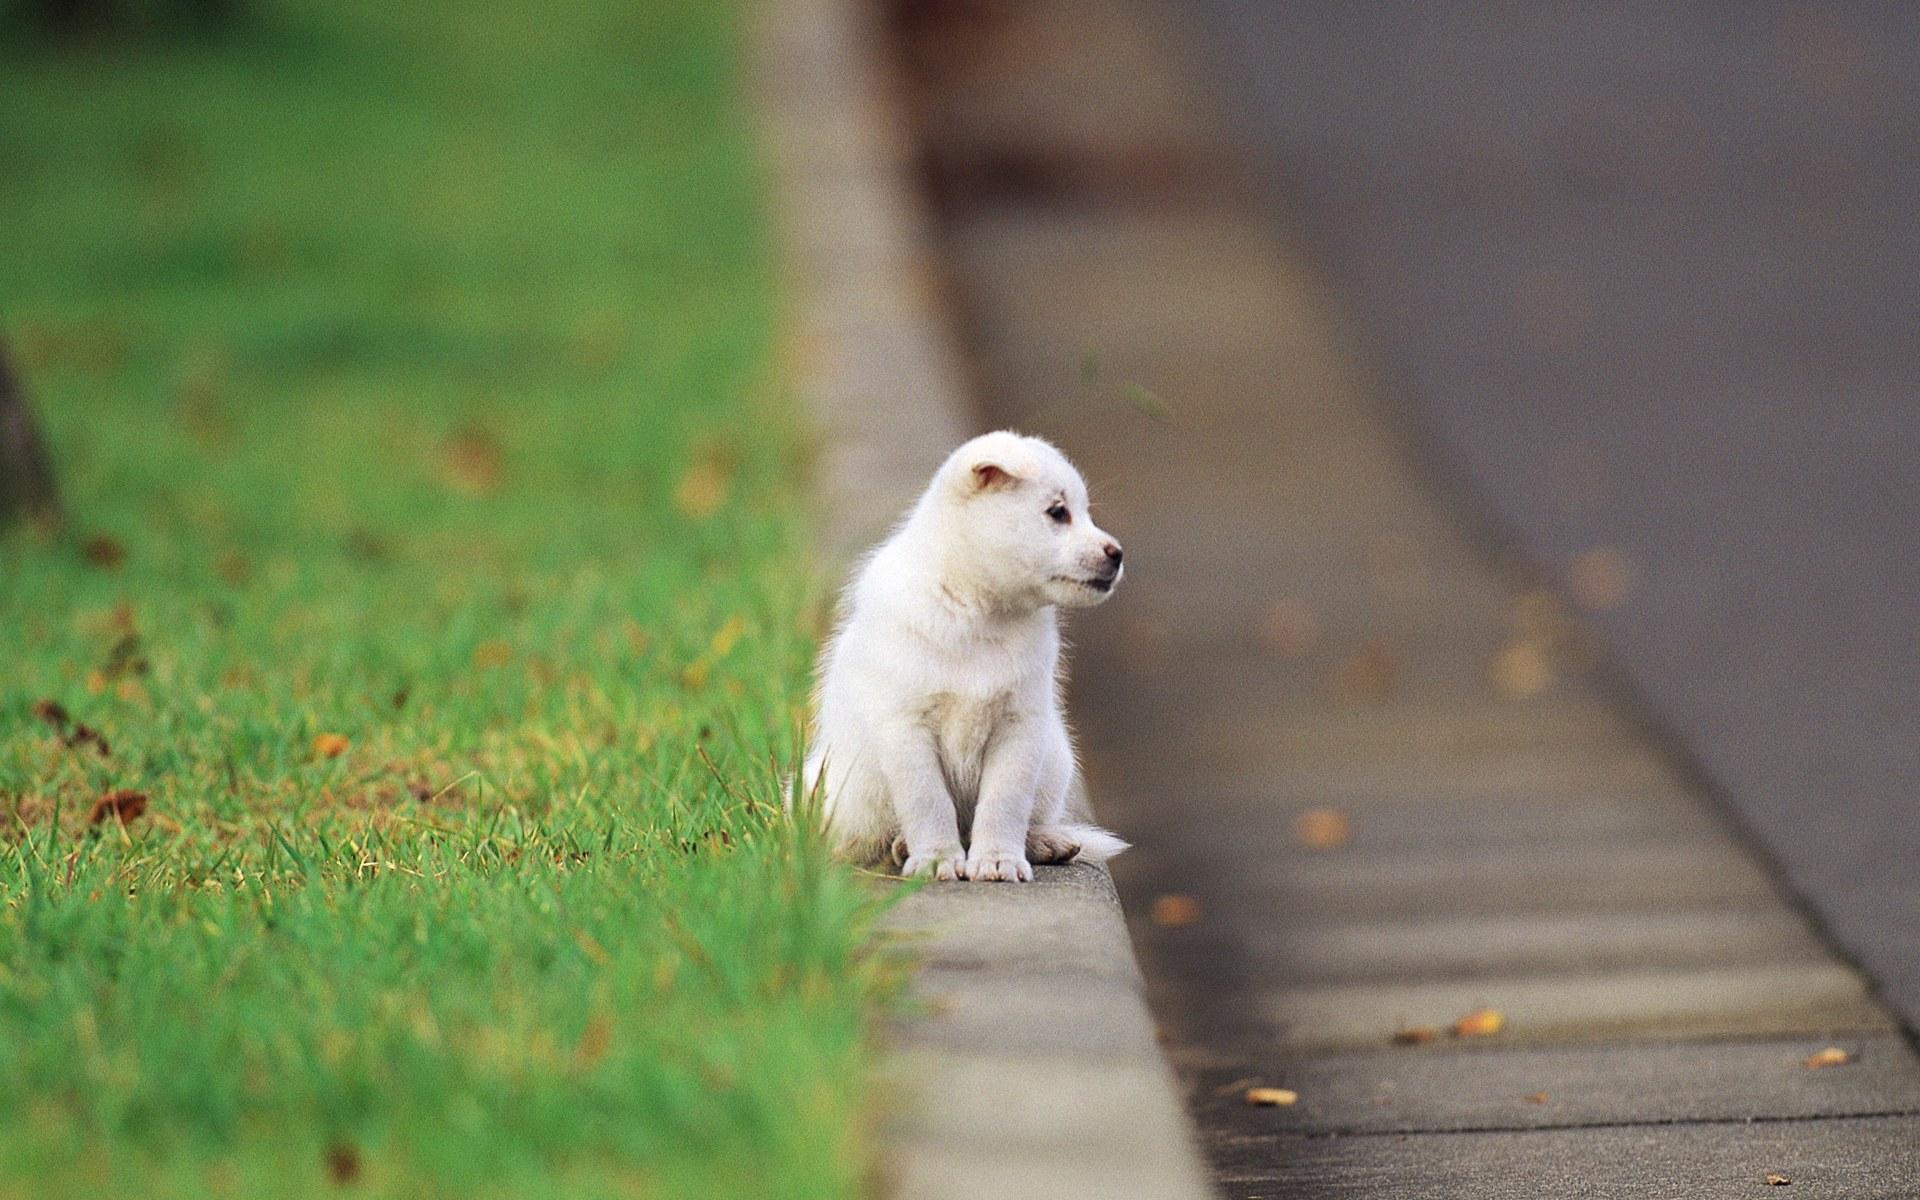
{"left": 801, "top": 431, "right": 1128, "bottom": 881}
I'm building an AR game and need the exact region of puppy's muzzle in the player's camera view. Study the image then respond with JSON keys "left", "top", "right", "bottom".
{"left": 1090, "top": 541, "right": 1124, "bottom": 591}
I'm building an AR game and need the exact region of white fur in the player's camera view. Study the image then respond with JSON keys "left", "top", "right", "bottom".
{"left": 800, "top": 431, "right": 1129, "bottom": 881}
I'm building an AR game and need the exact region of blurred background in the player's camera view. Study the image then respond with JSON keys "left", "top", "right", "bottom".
{"left": 1184, "top": 0, "right": 1920, "bottom": 1023}
{"left": 888, "top": 0, "right": 1920, "bottom": 1031}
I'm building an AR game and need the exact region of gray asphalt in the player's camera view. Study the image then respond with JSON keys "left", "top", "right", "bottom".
{"left": 1181, "top": 1, "right": 1920, "bottom": 1030}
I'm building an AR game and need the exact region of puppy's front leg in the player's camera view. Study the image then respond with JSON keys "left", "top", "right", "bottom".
{"left": 966, "top": 728, "right": 1041, "bottom": 882}
{"left": 877, "top": 725, "right": 968, "bottom": 881}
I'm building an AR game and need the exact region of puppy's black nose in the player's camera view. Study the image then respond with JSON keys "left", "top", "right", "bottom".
{"left": 1104, "top": 542, "right": 1123, "bottom": 565}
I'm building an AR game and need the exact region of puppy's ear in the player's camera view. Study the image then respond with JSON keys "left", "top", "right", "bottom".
{"left": 968, "top": 461, "right": 1017, "bottom": 492}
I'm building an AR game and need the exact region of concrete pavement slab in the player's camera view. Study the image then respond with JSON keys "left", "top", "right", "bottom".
{"left": 1211, "top": 1115, "right": 1920, "bottom": 1200}
{"left": 1189, "top": 1034, "right": 1920, "bottom": 1136}
{"left": 1255, "top": 963, "right": 1892, "bottom": 1052}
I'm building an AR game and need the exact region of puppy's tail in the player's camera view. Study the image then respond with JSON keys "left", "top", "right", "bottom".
{"left": 1060, "top": 823, "right": 1129, "bottom": 864}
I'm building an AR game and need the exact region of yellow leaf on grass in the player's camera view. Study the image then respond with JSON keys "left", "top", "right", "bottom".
{"left": 674, "top": 460, "right": 730, "bottom": 520}
{"left": 312, "top": 733, "right": 350, "bottom": 759}
{"left": 710, "top": 614, "right": 748, "bottom": 658}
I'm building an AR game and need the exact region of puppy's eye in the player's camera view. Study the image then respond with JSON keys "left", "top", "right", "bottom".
{"left": 1046, "top": 503, "right": 1071, "bottom": 525}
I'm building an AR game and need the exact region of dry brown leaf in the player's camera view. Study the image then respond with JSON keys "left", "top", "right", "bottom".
{"left": 325, "top": 1142, "right": 362, "bottom": 1185}
{"left": 441, "top": 427, "right": 503, "bottom": 495}
{"left": 1244, "top": 1087, "right": 1298, "bottom": 1107}
{"left": 32, "top": 701, "right": 106, "bottom": 755}
{"left": 1765, "top": 1173, "right": 1792, "bottom": 1187}
{"left": 68, "top": 723, "right": 111, "bottom": 757}
{"left": 1804, "top": 1046, "right": 1853, "bottom": 1069}
{"left": 312, "top": 733, "right": 350, "bottom": 759}
{"left": 82, "top": 534, "right": 126, "bottom": 569}
{"left": 86, "top": 789, "right": 148, "bottom": 826}
{"left": 1255, "top": 598, "right": 1320, "bottom": 658}
{"left": 1523, "top": 1092, "right": 1549, "bottom": 1105}
{"left": 1391, "top": 1026, "right": 1437, "bottom": 1045}
{"left": 1569, "top": 546, "right": 1634, "bottom": 609}
{"left": 1451, "top": 1007, "right": 1505, "bottom": 1038}
{"left": 1293, "top": 807, "right": 1352, "bottom": 850}
{"left": 574, "top": 1013, "right": 613, "bottom": 1069}
{"left": 1150, "top": 894, "right": 1201, "bottom": 928}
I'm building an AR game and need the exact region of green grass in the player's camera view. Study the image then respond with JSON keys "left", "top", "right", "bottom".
{"left": 0, "top": 3, "right": 898, "bottom": 1196}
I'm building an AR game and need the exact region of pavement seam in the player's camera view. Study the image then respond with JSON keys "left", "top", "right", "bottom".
{"left": 749, "top": 1, "right": 1217, "bottom": 1197}
{"left": 1228, "top": 1107, "right": 1920, "bottom": 1143}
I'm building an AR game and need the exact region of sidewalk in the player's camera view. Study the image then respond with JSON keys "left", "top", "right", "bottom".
{"left": 894, "top": 0, "right": 1920, "bottom": 1194}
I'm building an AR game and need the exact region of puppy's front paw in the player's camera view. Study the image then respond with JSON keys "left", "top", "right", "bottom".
{"left": 964, "top": 849, "right": 1033, "bottom": 883}
{"left": 901, "top": 847, "right": 968, "bottom": 881}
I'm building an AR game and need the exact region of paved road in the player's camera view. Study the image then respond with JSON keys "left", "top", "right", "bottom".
{"left": 1183, "top": 0, "right": 1920, "bottom": 1031}
{"left": 891, "top": 0, "right": 1920, "bottom": 1191}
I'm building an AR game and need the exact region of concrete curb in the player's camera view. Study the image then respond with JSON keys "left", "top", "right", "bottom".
{"left": 750, "top": 2, "right": 1216, "bottom": 1197}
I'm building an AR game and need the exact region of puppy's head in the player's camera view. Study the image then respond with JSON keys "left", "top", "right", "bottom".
{"left": 938, "top": 431, "right": 1123, "bottom": 609}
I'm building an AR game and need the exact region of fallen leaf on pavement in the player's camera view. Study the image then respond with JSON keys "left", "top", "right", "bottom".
{"left": 1391, "top": 1026, "right": 1437, "bottom": 1045}
{"left": 1150, "top": 894, "right": 1201, "bottom": 927}
{"left": 1804, "top": 1046, "right": 1853, "bottom": 1069}
{"left": 1765, "top": 1173, "right": 1791, "bottom": 1186}
{"left": 312, "top": 733, "right": 350, "bottom": 759}
{"left": 1244, "top": 1087, "right": 1298, "bottom": 1107}
{"left": 1491, "top": 638, "right": 1553, "bottom": 698}
{"left": 87, "top": 789, "right": 148, "bottom": 826}
{"left": 1451, "top": 1007, "right": 1505, "bottom": 1038}
{"left": 1524, "top": 1092, "right": 1549, "bottom": 1105}
{"left": 1293, "top": 807, "right": 1352, "bottom": 850}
